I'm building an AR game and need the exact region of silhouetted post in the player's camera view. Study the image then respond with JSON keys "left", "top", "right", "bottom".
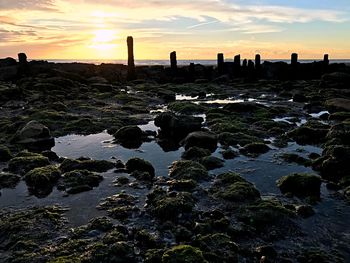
{"left": 170, "top": 51, "right": 177, "bottom": 72}
{"left": 242, "top": 59, "right": 247, "bottom": 68}
{"left": 291, "top": 53, "right": 298, "bottom": 66}
{"left": 323, "top": 54, "right": 329, "bottom": 66}
{"left": 18, "top": 53, "right": 27, "bottom": 65}
{"left": 127, "top": 36, "right": 136, "bottom": 80}
{"left": 233, "top": 54, "right": 241, "bottom": 77}
{"left": 255, "top": 54, "right": 261, "bottom": 69}
{"left": 217, "top": 53, "right": 224, "bottom": 75}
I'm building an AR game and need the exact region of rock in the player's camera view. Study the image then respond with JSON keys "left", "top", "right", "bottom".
{"left": 11, "top": 121, "right": 55, "bottom": 151}
{"left": 325, "top": 98, "right": 350, "bottom": 113}
{"left": 183, "top": 131, "right": 217, "bottom": 152}
{"left": 8, "top": 153, "right": 50, "bottom": 175}
{"left": 59, "top": 170, "right": 103, "bottom": 194}
{"left": 277, "top": 173, "right": 321, "bottom": 198}
{"left": 223, "top": 102, "right": 266, "bottom": 113}
{"left": 169, "top": 160, "right": 209, "bottom": 181}
{"left": 296, "top": 205, "right": 315, "bottom": 218}
{"left": 321, "top": 72, "right": 350, "bottom": 89}
{"left": 0, "top": 66, "right": 18, "bottom": 81}
{"left": 41, "top": 150, "right": 60, "bottom": 161}
{"left": 126, "top": 158, "right": 155, "bottom": 178}
{"left": 0, "top": 57, "right": 17, "bottom": 67}
{"left": 240, "top": 142, "right": 270, "bottom": 156}
{"left": 168, "top": 101, "right": 206, "bottom": 114}
{"left": 221, "top": 149, "right": 239, "bottom": 159}
{"left": 0, "top": 145, "right": 13, "bottom": 162}
{"left": 169, "top": 179, "right": 197, "bottom": 192}
{"left": 288, "top": 122, "right": 329, "bottom": 145}
{"left": 218, "top": 132, "right": 262, "bottom": 147}
{"left": 154, "top": 112, "right": 202, "bottom": 138}
{"left": 200, "top": 156, "right": 224, "bottom": 170}
{"left": 0, "top": 173, "right": 21, "bottom": 189}
{"left": 59, "top": 158, "right": 115, "bottom": 173}
{"left": 114, "top": 125, "right": 144, "bottom": 146}
{"left": 162, "top": 245, "right": 207, "bottom": 263}
{"left": 147, "top": 188, "right": 195, "bottom": 221}
{"left": 293, "top": 93, "right": 308, "bottom": 103}
{"left": 281, "top": 153, "right": 311, "bottom": 166}
{"left": 212, "top": 172, "right": 261, "bottom": 202}
{"left": 182, "top": 146, "right": 211, "bottom": 160}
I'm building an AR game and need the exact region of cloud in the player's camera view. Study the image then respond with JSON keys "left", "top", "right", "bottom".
{"left": 0, "top": 0, "right": 57, "bottom": 11}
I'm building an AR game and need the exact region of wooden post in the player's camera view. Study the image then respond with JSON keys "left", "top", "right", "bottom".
{"left": 217, "top": 53, "right": 224, "bottom": 74}
{"left": 127, "top": 36, "right": 136, "bottom": 80}
{"left": 18, "top": 53, "right": 27, "bottom": 65}
{"left": 323, "top": 54, "right": 329, "bottom": 66}
{"left": 255, "top": 54, "right": 261, "bottom": 69}
{"left": 291, "top": 53, "right": 298, "bottom": 66}
{"left": 170, "top": 51, "right": 177, "bottom": 72}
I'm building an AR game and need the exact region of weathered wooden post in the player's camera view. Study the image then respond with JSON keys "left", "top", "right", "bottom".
{"left": 170, "top": 51, "right": 177, "bottom": 72}
{"left": 242, "top": 59, "right": 247, "bottom": 68}
{"left": 291, "top": 53, "right": 298, "bottom": 66}
{"left": 323, "top": 54, "right": 329, "bottom": 66}
{"left": 18, "top": 53, "right": 27, "bottom": 65}
{"left": 127, "top": 36, "right": 136, "bottom": 80}
{"left": 255, "top": 54, "right": 261, "bottom": 69}
{"left": 233, "top": 54, "right": 241, "bottom": 77}
{"left": 217, "top": 53, "right": 224, "bottom": 75}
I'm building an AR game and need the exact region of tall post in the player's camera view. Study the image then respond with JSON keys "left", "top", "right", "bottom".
{"left": 242, "top": 59, "right": 247, "bottom": 68}
{"left": 217, "top": 53, "right": 224, "bottom": 75}
{"left": 291, "top": 53, "right": 298, "bottom": 66}
{"left": 233, "top": 54, "right": 241, "bottom": 77}
{"left": 127, "top": 36, "right": 136, "bottom": 80}
{"left": 255, "top": 54, "right": 261, "bottom": 69}
{"left": 323, "top": 54, "right": 329, "bottom": 66}
{"left": 170, "top": 51, "right": 177, "bottom": 72}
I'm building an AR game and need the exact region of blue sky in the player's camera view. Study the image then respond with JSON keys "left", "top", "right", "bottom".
{"left": 0, "top": 0, "right": 349, "bottom": 59}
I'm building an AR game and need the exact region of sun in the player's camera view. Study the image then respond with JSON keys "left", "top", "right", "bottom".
{"left": 89, "top": 29, "right": 119, "bottom": 57}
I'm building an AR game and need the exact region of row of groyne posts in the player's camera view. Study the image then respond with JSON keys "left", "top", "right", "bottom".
{"left": 126, "top": 36, "right": 330, "bottom": 80}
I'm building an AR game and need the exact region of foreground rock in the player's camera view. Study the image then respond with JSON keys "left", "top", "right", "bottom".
{"left": 8, "top": 152, "right": 50, "bottom": 175}
{"left": 11, "top": 121, "right": 55, "bottom": 151}
{"left": 114, "top": 125, "right": 146, "bottom": 148}
{"left": 126, "top": 157, "right": 155, "bottom": 181}
{"left": 169, "top": 160, "right": 209, "bottom": 181}
{"left": 325, "top": 98, "right": 350, "bottom": 113}
{"left": 182, "top": 131, "right": 218, "bottom": 152}
{"left": 162, "top": 245, "right": 207, "bottom": 263}
{"left": 58, "top": 170, "right": 103, "bottom": 194}
{"left": 277, "top": 173, "right": 321, "bottom": 198}
{"left": 59, "top": 158, "right": 115, "bottom": 173}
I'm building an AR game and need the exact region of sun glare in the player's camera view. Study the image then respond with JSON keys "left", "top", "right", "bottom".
{"left": 89, "top": 29, "right": 119, "bottom": 58}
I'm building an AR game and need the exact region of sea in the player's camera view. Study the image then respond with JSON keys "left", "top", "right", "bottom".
{"left": 37, "top": 59, "right": 350, "bottom": 66}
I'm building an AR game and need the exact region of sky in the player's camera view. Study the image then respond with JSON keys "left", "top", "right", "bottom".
{"left": 0, "top": 0, "right": 349, "bottom": 60}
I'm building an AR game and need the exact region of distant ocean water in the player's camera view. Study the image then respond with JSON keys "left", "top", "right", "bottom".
{"left": 41, "top": 59, "right": 350, "bottom": 66}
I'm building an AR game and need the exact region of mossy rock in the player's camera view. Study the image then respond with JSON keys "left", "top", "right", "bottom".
{"left": 126, "top": 158, "right": 155, "bottom": 178}
{"left": 114, "top": 125, "right": 143, "bottom": 142}
{"left": 162, "top": 245, "right": 207, "bottom": 263}
{"left": 195, "top": 233, "right": 239, "bottom": 263}
{"left": 24, "top": 165, "right": 61, "bottom": 187}
{"left": 182, "top": 146, "right": 211, "bottom": 160}
{"left": 169, "top": 179, "right": 197, "bottom": 192}
{"left": 288, "top": 122, "right": 329, "bottom": 145}
{"left": 60, "top": 158, "right": 115, "bottom": 173}
{"left": 0, "top": 144, "right": 13, "bottom": 162}
{"left": 200, "top": 156, "right": 224, "bottom": 170}
{"left": 240, "top": 142, "right": 270, "bottom": 157}
{"left": 277, "top": 173, "right": 321, "bottom": 198}
{"left": 218, "top": 132, "right": 262, "bottom": 147}
{"left": 237, "top": 200, "right": 294, "bottom": 230}
{"left": 147, "top": 188, "right": 195, "bottom": 221}
{"left": 168, "top": 101, "right": 206, "bottom": 114}
{"left": 169, "top": 160, "right": 208, "bottom": 181}
{"left": 212, "top": 172, "right": 261, "bottom": 203}
{"left": 0, "top": 173, "right": 21, "bottom": 188}
{"left": 8, "top": 154, "right": 50, "bottom": 175}
{"left": 59, "top": 170, "right": 103, "bottom": 194}
{"left": 280, "top": 153, "right": 311, "bottom": 166}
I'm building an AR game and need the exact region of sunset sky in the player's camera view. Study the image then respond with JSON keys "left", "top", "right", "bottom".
{"left": 0, "top": 0, "right": 349, "bottom": 60}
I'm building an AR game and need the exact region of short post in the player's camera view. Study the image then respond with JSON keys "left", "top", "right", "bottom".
{"left": 323, "top": 54, "right": 329, "bottom": 66}
{"left": 217, "top": 53, "right": 224, "bottom": 74}
{"left": 18, "top": 53, "right": 27, "bottom": 65}
{"left": 291, "top": 53, "right": 298, "bottom": 66}
{"left": 127, "top": 36, "right": 136, "bottom": 80}
{"left": 242, "top": 59, "right": 247, "bottom": 68}
{"left": 170, "top": 51, "right": 177, "bottom": 72}
{"left": 233, "top": 54, "right": 241, "bottom": 77}
{"left": 234, "top": 55, "right": 241, "bottom": 67}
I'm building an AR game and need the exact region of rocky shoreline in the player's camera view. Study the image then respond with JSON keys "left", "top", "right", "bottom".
{"left": 0, "top": 57, "right": 350, "bottom": 262}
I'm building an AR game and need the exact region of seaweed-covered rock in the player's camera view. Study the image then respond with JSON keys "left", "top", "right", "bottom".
{"left": 59, "top": 170, "right": 103, "bottom": 194}
{"left": 24, "top": 165, "right": 61, "bottom": 194}
{"left": 0, "top": 145, "right": 13, "bottom": 162}
{"left": 162, "top": 245, "right": 207, "bottom": 263}
{"left": 169, "top": 179, "right": 197, "bottom": 192}
{"left": 147, "top": 188, "right": 195, "bottom": 221}
{"left": 114, "top": 125, "right": 144, "bottom": 148}
{"left": 8, "top": 154, "right": 50, "bottom": 175}
{"left": 280, "top": 153, "right": 311, "bottom": 166}
{"left": 154, "top": 112, "right": 202, "bottom": 138}
{"left": 126, "top": 158, "right": 155, "bottom": 178}
{"left": 11, "top": 120, "right": 55, "bottom": 150}
{"left": 325, "top": 98, "right": 350, "bottom": 113}
{"left": 168, "top": 101, "right": 206, "bottom": 114}
{"left": 195, "top": 233, "right": 239, "bottom": 262}
{"left": 0, "top": 173, "right": 21, "bottom": 189}
{"left": 218, "top": 132, "right": 262, "bottom": 147}
{"left": 59, "top": 158, "right": 115, "bottom": 173}
{"left": 240, "top": 142, "right": 270, "bottom": 157}
{"left": 288, "top": 121, "right": 329, "bottom": 145}
{"left": 212, "top": 172, "right": 261, "bottom": 202}
{"left": 182, "top": 147, "right": 211, "bottom": 160}
{"left": 200, "top": 156, "right": 224, "bottom": 170}
{"left": 169, "top": 160, "right": 208, "bottom": 181}
{"left": 183, "top": 131, "right": 217, "bottom": 152}
{"left": 277, "top": 173, "right": 321, "bottom": 198}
